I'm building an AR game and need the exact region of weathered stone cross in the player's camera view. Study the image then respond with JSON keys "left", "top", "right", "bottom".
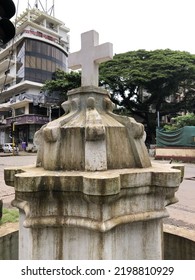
{"left": 68, "top": 30, "right": 113, "bottom": 87}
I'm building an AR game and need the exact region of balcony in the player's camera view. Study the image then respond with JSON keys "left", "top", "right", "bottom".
{"left": 0, "top": 72, "right": 14, "bottom": 85}
{"left": 6, "top": 114, "right": 49, "bottom": 126}
{"left": 0, "top": 58, "right": 15, "bottom": 72}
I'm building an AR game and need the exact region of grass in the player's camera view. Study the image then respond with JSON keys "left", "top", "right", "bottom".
{"left": 0, "top": 208, "right": 19, "bottom": 225}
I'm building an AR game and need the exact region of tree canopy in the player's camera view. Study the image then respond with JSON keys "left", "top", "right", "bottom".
{"left": 42, "top": 49, "right": 195, "bottom": 144}
{"left": 42, "top": 69, "right": 81, "bottom": 98}
{"left": 99, "top": 49, "right": 195, "bottom": 143}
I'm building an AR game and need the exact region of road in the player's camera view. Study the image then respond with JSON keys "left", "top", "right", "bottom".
{"left": 0, "top": 153, "right": 195, "bottom": 230}
{"left": 161, "top": 160, "right": 195, "bottom": 230}
{"left": 0, "top": 153, "right": 37, "bottom": 206}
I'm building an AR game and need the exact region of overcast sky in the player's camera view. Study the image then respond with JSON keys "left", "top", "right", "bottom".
{"left": 13, "top": 0, "right": 195, "bottom": 55}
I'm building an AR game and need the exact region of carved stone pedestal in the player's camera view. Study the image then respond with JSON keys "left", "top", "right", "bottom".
{"left": 4, "top": 86, "right": 182, "bottom": 260}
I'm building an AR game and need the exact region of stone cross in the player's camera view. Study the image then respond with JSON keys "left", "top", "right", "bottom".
{"left": 68, "top": 30, "right": 113, "bottom": 87}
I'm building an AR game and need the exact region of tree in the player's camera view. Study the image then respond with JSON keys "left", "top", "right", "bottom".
{"left": 99, "top": 49, "right": 195, "bottom": 143}
{"left": 42, "top": 51, "right": 195, "bottom": 144}
{"left": 42, "top": 69, "right": 81, "bottom": 99}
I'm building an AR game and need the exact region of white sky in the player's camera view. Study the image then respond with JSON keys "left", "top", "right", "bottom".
{"left": 13, "top": 0, "right": 195, "bottom": 55}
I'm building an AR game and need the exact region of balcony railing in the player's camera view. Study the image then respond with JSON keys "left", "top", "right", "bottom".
{"left": 6, "top": 114, "right": 49, "bottom": 126}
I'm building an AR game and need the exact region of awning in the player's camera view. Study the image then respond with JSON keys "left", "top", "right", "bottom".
{"left": 0, "top": 98, "right": 33, "bottom": 111}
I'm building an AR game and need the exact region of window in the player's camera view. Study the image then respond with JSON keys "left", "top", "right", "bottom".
{"left": 23, "top": 38, "right": 68, "bottom": 83}
{"left": 16, "top": 41, "right": 25, "bottom": 84}
{"left": 15, "top": 107, "right": 25, "bottom": 116}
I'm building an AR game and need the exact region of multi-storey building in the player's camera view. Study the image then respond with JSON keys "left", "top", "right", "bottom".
{"left": 0, "top": 7, "right": 69, "bottom": 148}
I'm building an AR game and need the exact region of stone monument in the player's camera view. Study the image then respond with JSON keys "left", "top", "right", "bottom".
{"left": 4, "top": 30, "right": 183, "bottom": 260}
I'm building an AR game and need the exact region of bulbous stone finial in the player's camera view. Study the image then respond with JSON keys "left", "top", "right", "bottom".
{"left": 34, "top": 86, "right": 151, "bottom": 171}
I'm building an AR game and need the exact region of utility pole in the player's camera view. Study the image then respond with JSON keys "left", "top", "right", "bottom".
{"left": 11, "top": 121, "right": 16, "bottom": 155}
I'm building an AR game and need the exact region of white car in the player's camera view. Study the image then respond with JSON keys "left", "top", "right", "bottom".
{"left": 2, "top": 143, "right": 19, "bottom": 153}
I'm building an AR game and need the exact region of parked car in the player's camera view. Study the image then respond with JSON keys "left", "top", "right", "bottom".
{"left": 2, "top": 143, "right": 19, "bottom": 153}
{"left": 26, "top": 143, "right": 37, "bottom": 153}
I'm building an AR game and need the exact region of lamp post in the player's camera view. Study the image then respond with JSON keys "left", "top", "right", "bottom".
{"left": 0, "top": 199, "right": 2, "bottom": 220}
{"left": 11, "top": 121, "right": 16, "bottom": 155}
{"left": 157, "top": 111, "right": 160, "bottom": 128}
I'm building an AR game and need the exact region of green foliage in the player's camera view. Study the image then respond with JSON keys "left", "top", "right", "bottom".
{"left": 100, "top": 49, "right": 195, "bottom": 109}
{"left": 41, "top": 50, "right": 195, "bottom": 144}
{"left": 42, "top": 69, "right": 81, "bottom": 97}
{"left": 100, "top": 49, "right": 195, "bottom": 143}
{"left": 0, "top": 208, "right": 19, "bottom": 225}
{"left": 164, "top": 113, "right": 195, "bottom": 131}
{"left": 163, "top": 124, "right": 178, "bottom": 131}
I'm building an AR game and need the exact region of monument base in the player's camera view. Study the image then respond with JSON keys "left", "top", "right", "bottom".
{"left": 5, "top": 163, "right": 182, "bottom": 260}
{"left": 18, "top": 213, "right": 163, "bottom": 259}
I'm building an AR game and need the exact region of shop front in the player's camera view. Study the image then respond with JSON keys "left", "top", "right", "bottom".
{"left": 5, "top": 114, "right": 49, "bottom": 150}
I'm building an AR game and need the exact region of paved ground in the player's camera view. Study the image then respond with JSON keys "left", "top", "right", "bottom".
{"left": 161, "top": 161, "right": 195, "bottom": 230}
{"left": 0, "top": 153, "right": 194, "bottom": 230}
{"left": 0, "top": 153, "right": 37, "bottom": 206}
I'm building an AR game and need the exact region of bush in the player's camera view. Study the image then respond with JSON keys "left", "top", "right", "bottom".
{"left": 0, "top": 208, "right": 19, "bottom": 225}
{"left": 164, "top": 113, "right": 195, "bottom": 131}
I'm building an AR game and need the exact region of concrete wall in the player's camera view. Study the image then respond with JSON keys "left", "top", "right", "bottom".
{"left": 163, "top": 224, "right": 195, "bottom": 260}
{"left": 155, "top": 147, "right": 195, "bottom": 162}
{"left": 0, "top": 223, "right": 18, "bottom": 260}
{"left": 0, "top": 224, "right": 194, "bottom": 260}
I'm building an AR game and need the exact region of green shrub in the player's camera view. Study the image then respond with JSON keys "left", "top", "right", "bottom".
{"left": 0, "top": 208, "right": 19, "bottom": 225}
{"left": 164, "top": 113, "right": 195, "bottom": 131}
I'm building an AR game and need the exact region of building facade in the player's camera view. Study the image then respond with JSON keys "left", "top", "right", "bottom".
{"left": 0, "top": 7, "right": 69, "bottom": 148}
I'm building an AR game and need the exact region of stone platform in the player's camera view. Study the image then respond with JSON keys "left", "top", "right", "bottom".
{"left": 4, "top": 162, "right": 182, "bottom": 259}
